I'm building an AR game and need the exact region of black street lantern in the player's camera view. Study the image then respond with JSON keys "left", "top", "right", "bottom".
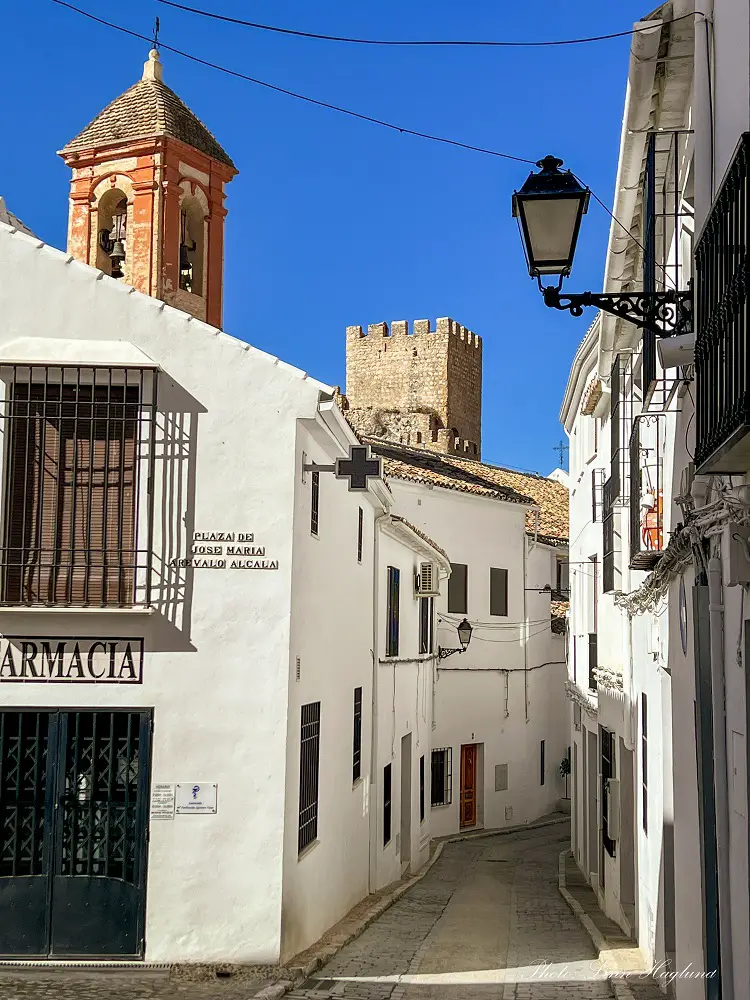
{"left": 439, "top": 617, "right": 473, "bottom": 660}
{"left": 456, "top": 618, "right": 473, "bottom": 650}
{"left": 512, "top": 155, "right": 590, "bottom": 280}
{"left": 512, "top": 154, "right": 692, "bottom": 338}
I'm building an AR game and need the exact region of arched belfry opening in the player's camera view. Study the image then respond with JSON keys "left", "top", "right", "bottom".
{"left": 59, "top": 48, "right": 237, "bottom": 327}
{"left": 96, "top": 188, "right": 129, "bottom": 280}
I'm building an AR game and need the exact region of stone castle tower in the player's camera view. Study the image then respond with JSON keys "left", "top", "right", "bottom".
{"left": 343, "top": 317, "right": 482, "bottom": 458}
{"left": 58, "top": 49, "right": 236, "bottom": 328}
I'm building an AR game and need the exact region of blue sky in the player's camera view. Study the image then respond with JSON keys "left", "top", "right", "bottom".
{"left": 1, "top": 0, "right": 650, "bottom": 474}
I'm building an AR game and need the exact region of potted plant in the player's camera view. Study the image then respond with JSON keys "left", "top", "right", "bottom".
{"left": 559, "top": 756, "right": 571, "bottom": 799}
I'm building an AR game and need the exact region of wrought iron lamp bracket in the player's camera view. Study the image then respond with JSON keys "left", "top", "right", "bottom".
{"left": 438, "top": 646, "right": 466, "bottom": 660}
{"left": 541, "top": 285, "right": 693, "bottom": 338}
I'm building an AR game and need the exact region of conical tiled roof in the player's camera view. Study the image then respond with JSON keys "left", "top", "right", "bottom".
{"left": 60, "top": 52, "right": 234, "bottom": 168}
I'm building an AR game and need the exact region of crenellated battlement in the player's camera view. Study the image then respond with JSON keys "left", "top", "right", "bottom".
{"left": 346, "top": 318, "right": 482, "bottom": 350}
{"left": 345, "top": 315, "right": 483, "bottom": 458}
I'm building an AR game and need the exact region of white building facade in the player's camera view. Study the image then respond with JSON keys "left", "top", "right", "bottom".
{"left": 563, "top": 2, "right": 750, "bottom": 996}
{"left": 368, "top": 442, "right": 570, "bottom": 840}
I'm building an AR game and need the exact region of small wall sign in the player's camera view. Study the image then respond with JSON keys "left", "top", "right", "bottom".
{"left": 0, "top": 637, "right": 144, "bottom": 683}
{"left": 150, "top": 783, "right": 176, "bottom": 821}
{"left": 175, "top": 782, "right": 218, "bottom": 814}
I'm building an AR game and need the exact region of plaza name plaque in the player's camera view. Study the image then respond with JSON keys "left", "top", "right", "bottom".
{"left": 169, "top": 531, "right": 279, "bottom": 570}
{"left": 0, "top": 637, "right": 144, "bottom": 683}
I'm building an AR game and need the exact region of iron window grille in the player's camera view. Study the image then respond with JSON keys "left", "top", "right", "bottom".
{"left": 642, "top": 130, "right": 694, "bottom": 407}
{"left": 298, "top": 702, "right": 321, "bottom": 854}
{"left": 419, "top": 596, "right": 434, "bottom": 655}
{"left": 430, "top": 747, "right": 452, "bottom": 806}
{"left": 629, "top": 414, "right": 665, "bottom": 570}
{"left": 588, "top": 633, "right": 598, "bottom": 692}
{"left": 601, "top": 727, "right": 616, "bottom": 858}
{"left": 591, "top": 468, "right": 605, "bottom": 523}
{"left": 642, "top": 693, "right": 648, "bottom": 835}
{"left": 0, "top": 366, "right": 157, "bottom": 608}
{"left": 383, "top": 763, "right": 392, "bottom": 846}
{"left": 386, "top": 566, "right": 400, "bottom": 657}
{"left": 310, "top": 470, "right": 320, "bottom": 536}
{"left": 419, "top": 755, "right": 425, "bottom": 823}
{"left": 609, "top": 354, "right": 633, "bottom": 504}
{"left": 695, "top": 133, "right": 750, "bottom": 472}
{"left": 352, "top": 687, "right": 362, "bottom": 783}
{"left": 357, "top": 507, "right": 363, "bottom": 563}
{"left": 602, "top": 475, "right": 616, "bottom": 594}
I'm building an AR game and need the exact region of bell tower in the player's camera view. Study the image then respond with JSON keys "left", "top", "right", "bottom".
{"left": 59, "top": 49, "right": 237, "bottom": 328}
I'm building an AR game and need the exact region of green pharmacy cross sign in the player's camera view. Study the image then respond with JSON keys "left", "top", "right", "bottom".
{"left": 304, "top": 445, "right": 383, "bottom": 492}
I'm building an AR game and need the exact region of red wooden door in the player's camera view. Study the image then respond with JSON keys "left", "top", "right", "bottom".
{"left": 460, "top": 744, "right": 478, "bottom": 828}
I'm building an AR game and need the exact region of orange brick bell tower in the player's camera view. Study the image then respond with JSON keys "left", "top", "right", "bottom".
{"left": 59, "top": 48, "right": 237, "bottom": 327}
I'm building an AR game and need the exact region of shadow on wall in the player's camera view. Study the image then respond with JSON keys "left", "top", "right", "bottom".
{"left": 145, "top": 373, "right": 204, "bottom": 653}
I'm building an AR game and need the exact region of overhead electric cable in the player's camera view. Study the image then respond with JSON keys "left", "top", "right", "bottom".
{"left": 51, "top": 1, "right": 535, "bottom": 164}
{"left": 52, "top": 1, "right": 671, "bottom": 267}
{"left": 157, "top": 1, "right": 703, "bottom": 49}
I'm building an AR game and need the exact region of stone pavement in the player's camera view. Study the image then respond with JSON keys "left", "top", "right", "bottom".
{"left": 0, "top": 824, "right": 665, "bottom": 1000}
{"left": 0, "top": 970, "right": 272, "bottom": 1000}
{"left": 287, "top": 824, "right": 623, "bottom": 1000}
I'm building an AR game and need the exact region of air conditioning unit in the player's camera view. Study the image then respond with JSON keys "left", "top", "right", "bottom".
{"left": 415, "top": 561, "right": 439, "bottom": 597}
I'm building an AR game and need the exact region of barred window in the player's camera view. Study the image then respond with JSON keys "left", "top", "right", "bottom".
{"left": 311, "top": 470, "right": 320, "bottom": 536}
{"left": 431, "top": 747, "right": 452, "bottom": 806}
{"left": 419, "top": 755, "right": 425, "bottom": 823}
{"left": 0, "top": 366, "right": 156, "bottom": 607}
{"left": 298, "top": 702, "right": 321, "bottom": 853}
{"left": 383, "top": 763, "right": 392, "bottom": 846}
{"left": 419, "top": 596, "right": 433, "bottom": 654}
{"left": 386, "top": 567, "right": 400, "bottom": 657}
{"left": 352, "top": 687, "right": 362, "bottom": 783}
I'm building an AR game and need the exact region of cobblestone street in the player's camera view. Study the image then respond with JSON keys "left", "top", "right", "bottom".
{"left": 0, "top": 825, "right": 661, "bottom": 1000}
{"left": 288, "top": 824, "right": 648, "bottom": 1000}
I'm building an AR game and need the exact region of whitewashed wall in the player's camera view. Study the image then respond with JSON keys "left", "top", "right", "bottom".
{"left": 0, "top": 223, "right": 365, "bottom": 965}
{"left": 280, "top": 423, "right": 378, "bottom": 961}
{"left": 386, "top": 480, "right": 567, "bottom": 837}
{"left": 370, "top": 525, "right": 439, "bottom": 891}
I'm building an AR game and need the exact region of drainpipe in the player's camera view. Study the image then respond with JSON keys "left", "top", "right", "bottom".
{"left": 368, "top": 511, "right": 389, "bottom": 893}
{"left": 708, "top": 556, "right": 733, "bottom": 997}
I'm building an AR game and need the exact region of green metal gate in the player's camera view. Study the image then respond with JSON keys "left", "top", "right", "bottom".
{"left": 0, "top": 710, "right": 151, "bottom": 957}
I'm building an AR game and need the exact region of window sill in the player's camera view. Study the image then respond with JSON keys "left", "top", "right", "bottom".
{"left": 297, "top": 838, "right": 320, "bottom": 862}
{"left": 0, "top": 606, "right": 156, "bottom": 615}
{"left": 379, "top": 653, "right": 436, "bottom": 665}
{"left": 430, "top": 802, "right": 451, "bottom": 809}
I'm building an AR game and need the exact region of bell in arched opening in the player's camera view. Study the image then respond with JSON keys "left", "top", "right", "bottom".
{"left": 98, "top": 196, "right": 128, "bottom": 279}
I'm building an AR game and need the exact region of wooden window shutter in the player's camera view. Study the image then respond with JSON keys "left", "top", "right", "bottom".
{"left": 2, "top": 382, "right": 138, "bottom": 606}
{"left": 490, "top": 568, "right": 508, "bottom": 616}
{"left": 448, "top": 563, "right": 467, "bottom": 614}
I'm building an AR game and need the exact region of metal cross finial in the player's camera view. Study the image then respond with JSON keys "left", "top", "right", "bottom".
{"left": 553, "top": 439, "right": 569, "bottom": 467}
{"left": 153, "top": 16, "right": 161, "bottom": 50}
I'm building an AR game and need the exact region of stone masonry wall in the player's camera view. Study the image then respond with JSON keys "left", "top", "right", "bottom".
{"left": 344, "top": 317, "right": 482, "bottom": 457}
